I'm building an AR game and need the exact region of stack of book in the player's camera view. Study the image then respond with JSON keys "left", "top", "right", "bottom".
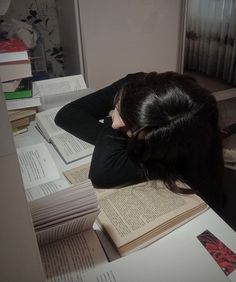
{"left": 0, "top": 39, "right": 41, "bottom": 134}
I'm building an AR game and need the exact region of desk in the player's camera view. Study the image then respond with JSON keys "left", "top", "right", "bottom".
{"left": 14, "top": 121, "right": 236, "bottom": 282}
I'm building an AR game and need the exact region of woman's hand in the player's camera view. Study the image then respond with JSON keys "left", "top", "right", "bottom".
{"left": 110, "top": 107, "right": 125, "bottom": 130}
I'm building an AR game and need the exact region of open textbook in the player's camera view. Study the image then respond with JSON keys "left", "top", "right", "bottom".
{"left": 62, "top": 163, "right": 209, "bottom": 257}
{"left": 35, "top": 107, "right": 94, "bottom": 164}
{"left": 33, "top": 74, "right": 93, "bottom": 110}
{"left": 96, "top": 181, "right": 208, "bottom": 257}
{"left": 17, "top": 143, "right": 99, "bottom": 245}
{"left": 16, "top": 143, "right": 108, "bottom": 282}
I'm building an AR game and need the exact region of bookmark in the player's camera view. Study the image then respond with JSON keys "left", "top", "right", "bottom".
{"left": 197, "top": 229, "right": 236, "bottom": 276}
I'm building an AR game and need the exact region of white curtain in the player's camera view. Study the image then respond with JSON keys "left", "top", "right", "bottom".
{"left": 184, "top": 0, "right": 236, "bottom": 85}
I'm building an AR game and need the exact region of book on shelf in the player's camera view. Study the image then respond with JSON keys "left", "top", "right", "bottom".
{"left": 35, "top": 107, "right": 94, "bottom": 164}
{"left": 4, "top": 77, "right": 32, "bottom": 100}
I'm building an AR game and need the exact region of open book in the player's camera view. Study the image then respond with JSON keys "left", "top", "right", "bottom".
{"left": 16, "top": 143, "right": 108, "bottom": 281}
{"left": 17, "top": 143, "right": 98, "bottom": 245}
{"left": 35, "top": 107, "right": 94, "bottom": 164}
{"left": 63, "top": 164, "right": 208, "bottom": 257}
{"left": 96, "top": 181, "right": 208, "bottom": 256}
{"left": 33, "top": 74, "right": 93, "bottom": 110}
{"left": 30, "top": 179, "right": 100, "bottom": 246}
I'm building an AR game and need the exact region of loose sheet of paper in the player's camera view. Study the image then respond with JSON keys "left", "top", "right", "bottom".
{"left": 16, "top": 143, "right": 60, "bottom": 189}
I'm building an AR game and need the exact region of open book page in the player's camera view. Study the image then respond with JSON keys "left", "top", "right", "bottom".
{"left": 25, "top": 177, "right": 71, "bottom": 201}
{"left": 33, "top": 75, "right": 93, "bottom": 110}
{"left": 40, "top": 229, "right": 108, "bottom": 282}
{"left": 33, "top": 75, "right": 87, "bottom": 97}
{"left": 63, "top": 162, "right": 90, "bottom": 184}
{"left": 83, "top": 210, "right": 233, "bottom": 282}
{"left": 16, "top": 143, "right": 60, "bottom": 189}
{"left": 29, "top": 180, "right": 100, "bottom": 245}
{"left": 96, "top": 181, "right": 208, "bottom": 256}
{"left": 51, "top": 133, "right": 94, "bottom": 164}
{"left": 35, "top": 107, "right": 62, "bottom": 142}
{"left": 36, "top": 211, "right": 100, "bottom": 246}
{"left": 36, "top": 107, "right": 94, "bottom": 164}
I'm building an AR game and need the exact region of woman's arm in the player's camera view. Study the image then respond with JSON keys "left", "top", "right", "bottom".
{"left": 55, "top": 77, "right": 124, "bottom": 144}
{"left": 55, "top": 72, "right": 146, "bottom": 144}
{"left": 55, "top": 72, "right": 146, "bottom": 187}
{"left": 89, "top": 118, "right": 145, "bottom": 188}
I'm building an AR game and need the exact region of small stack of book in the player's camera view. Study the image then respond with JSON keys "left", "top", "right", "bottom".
{"left": 8, "top": 107, "right": 37, "bottom": 135}
{"left": 0, "top": 39, "right": 32, "bottom": 91}
{"left": 0, "top": 39, "right": 41, "bottom": 134}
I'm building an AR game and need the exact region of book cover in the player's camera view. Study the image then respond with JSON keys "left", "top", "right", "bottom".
{"left": 0, "top": 39, "right": 28, "bottom": 63}
{"left": 4, "top": 78, "right": 32, "bottom": 100}
{"left": 0, "top": 39, "right": 27, "bottom": 53}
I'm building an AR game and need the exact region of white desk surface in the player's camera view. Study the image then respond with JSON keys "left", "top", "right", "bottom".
{"left": 14, "top": 121, "right": 236, "bottom": 282}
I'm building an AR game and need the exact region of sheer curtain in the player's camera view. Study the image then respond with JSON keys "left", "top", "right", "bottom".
{"left": 184, "top": 0, "right": 236, "bottom": 85}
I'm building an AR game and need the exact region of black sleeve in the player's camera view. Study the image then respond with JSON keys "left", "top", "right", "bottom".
{"left": 55, "top": 72, "right": 146, "bottom": 188}
{"left": 55, "top": 72, "right": 146, "bottom": 145}
{"left": 89, "top": 117, "right": 145, "bottom": 188}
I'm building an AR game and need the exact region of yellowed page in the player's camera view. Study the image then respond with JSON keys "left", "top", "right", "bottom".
{"left": 40, "top": 229, "right": 108, "bottom": 282}
{"left": 96, "top": 181, "right": 207, "bottom": 255}
{"left": 63, "top": 162, "right": 90, "bottom": 184}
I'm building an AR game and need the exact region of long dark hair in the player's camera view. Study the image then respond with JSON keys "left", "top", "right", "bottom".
{"left": 116, "top": 72, "right": 224, "bottom": 205}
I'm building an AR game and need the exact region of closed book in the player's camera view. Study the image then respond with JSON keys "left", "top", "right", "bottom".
{"left": 2, "top": 79, "right": 22, "bottom": 92}
{"left": 0, "top": 59, "right": 32, "bottom": 82}
{"left": 4, "top": 78, "right": 32, "bottom": 100}
{"left": 0, "top": 39, "right": 28, "bottom": 63}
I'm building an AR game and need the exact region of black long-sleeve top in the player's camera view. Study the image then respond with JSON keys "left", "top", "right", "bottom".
{"left": 55, "top": 72, "right": 146, "bottom": 187}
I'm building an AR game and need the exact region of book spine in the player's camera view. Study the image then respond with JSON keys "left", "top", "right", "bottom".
{"left": 4, "top": 90, "right": 32, "bottom": 100}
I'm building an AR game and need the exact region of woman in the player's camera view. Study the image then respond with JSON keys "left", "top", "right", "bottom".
{"left": 55, "top": 71, "right": 225, "bottom": 214}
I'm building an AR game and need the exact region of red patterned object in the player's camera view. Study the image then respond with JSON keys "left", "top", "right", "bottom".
{"left": 197, "top": 229, "right": 236, "bottom": 276}
{"left": 0, "top": 39, "right": 27, "bottom": 53}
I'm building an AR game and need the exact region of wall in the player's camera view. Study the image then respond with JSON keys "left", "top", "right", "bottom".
{"left": 58, "top": 0, "right": 184, "bottom": 89}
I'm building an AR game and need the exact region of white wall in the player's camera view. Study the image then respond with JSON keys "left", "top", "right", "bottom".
{"left": 58, "top": 0, "right": 184, "bottom": 89}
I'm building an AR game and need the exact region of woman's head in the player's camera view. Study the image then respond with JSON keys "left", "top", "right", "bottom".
{"left": 114, "top": 72, "right": 223, "bottom": 197}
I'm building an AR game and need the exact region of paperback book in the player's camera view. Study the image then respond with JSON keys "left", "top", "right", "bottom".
{"left": 35, "top": 107, "right": 94, "bottom": 164}
{"left": 4, "top": 77, "right": 32, "bottom": 100}
{"left": 96, "top": 181, "right": 208, "bottom": 256}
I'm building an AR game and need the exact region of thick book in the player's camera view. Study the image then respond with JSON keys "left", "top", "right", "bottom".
{"left": 0, "top": 39, "right": 28, "bottom": 63}
{"left": 16, "top": 143, "right": 99, "bottom": 244}
{"left": 96, "top": 181, "right": 208, "bottom": 256}
{"left": 0, "top": 59, "right": 32, "bottom": 82}
{"left": 5, "top": 82, "right": 41, "bottom": 110}
{"left": 15, "top": 143, "right": 108, "bottom": 279}
{"left": 35, "top": 107, "right": 94, "bottom": 164}
{"left": 4, "top": 77, "right": 32, "bottom": 100}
